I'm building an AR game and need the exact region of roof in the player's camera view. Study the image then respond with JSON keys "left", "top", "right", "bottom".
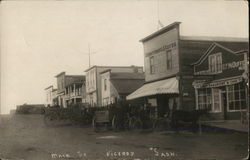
{"left": 111, "top": 79, "right": 145, "bottom": 95}
{"left": 44, "top": 85, "right": 53, "bottom": 90}
{"left": 100, "top": 69, "right": 112, "bottom": 74}
{"left": 179, "top": 39, "right": 249, "bottom": 66}
{"left": 84, "top": 65, "right": 143, "bottom": 72}
{"left": 65, "top": 75, "right": 85, "bottom": 87}
{"left": 55, "top": 72, "right": 65, "bottom": 77}
{"left": 126, "top": 77, "right": 179, "bottom": 100}
{"left": 192, "top": 42, "right": 248, "bottom": 66}
{"left": 140, "top": 22, "right": 181, "bottom": 42}
{"left": 110, "top": 72, "right": 145, "bottom": 80}
{"left": 180, "top": 37, "right": 249, "bottom": 53}
{"left": 66, "top": 75, "right": 86, "bottom": 78}
{"left": 180, "top": 36, "right": 248, "bottom": 42}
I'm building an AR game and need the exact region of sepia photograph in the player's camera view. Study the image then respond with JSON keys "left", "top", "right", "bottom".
{"left": 0, "top": 0, "right": 249, "bottom": 160}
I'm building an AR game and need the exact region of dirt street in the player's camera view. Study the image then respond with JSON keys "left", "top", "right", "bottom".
{"left": 0, "top": 114, "right": 248, "bottom": 160}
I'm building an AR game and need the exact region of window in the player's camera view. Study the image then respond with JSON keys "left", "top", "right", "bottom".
{"left": 197, "top": 88, "right": 222, "bottom": 112}
{"left": 228, "top": 82, "right": 246, "bottom": 111}
{"left": 104, "top": 79, "right": 107, "bottom": 91}
{"left": 209, "top": 53, "right": 222, "bottom": 73}
{"left": 149, "top": 56, "right": 155, "bottom": 74}
{"left": 166, "top": 50, "right": 172, "bottom": 70}
{"left": 212, "top": 88, "right": 221, "bottom": 112}
{"left": 197, "top": 88, "right": 212, "bottom": 110}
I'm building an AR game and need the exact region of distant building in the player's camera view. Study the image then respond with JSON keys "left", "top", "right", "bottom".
{"left": 65, "top": 76, "right": 86, "bottom": 106}
{"left": 44, "top": 85, "right": 54, "bottom": 107}
{"left": 85, "top": 66, "right": 143, "bottom": 106}
{"left": 127, "top": 21, "right": 248, "bottom": 119}
{"left": 100, "top": 70, "right": 145, "bottom": 106}
{"left": 55, "top": 72, "right": 86, "bottom": 108}
{"left": 16, "top": 104, "right": 45, "bottom": 114}
{"left": 52, "top": 88, "right": 58, "bottom": 105}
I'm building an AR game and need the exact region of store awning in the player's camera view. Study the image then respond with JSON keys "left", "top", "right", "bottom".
{"left": 126, "top": 77, "right": 179, "bottom": 100}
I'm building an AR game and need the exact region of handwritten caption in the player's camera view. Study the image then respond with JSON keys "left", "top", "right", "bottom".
{"left": 51, "top": 147, "right": 177, "bottom": 159}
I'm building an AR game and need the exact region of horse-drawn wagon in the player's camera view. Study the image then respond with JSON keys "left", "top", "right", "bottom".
{"left": 43, "top": 102, "right": 209, "bottom": 133}
{"left": 43, "top": 104, "right": 94, "bottom": 127}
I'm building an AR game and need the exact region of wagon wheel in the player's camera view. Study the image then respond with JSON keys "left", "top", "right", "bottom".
{"left": 111, "top": 115, "right": 117, "bottom": 131}
{"left": 43, "top": 114, "right": 53, "bottom": 126}
{"left": 153, "top": 118, "right": 170, "bottom": 131}
{"left": 112, "top": 115, "right": 123, "bottom": 131}
{"left": 124, "top": 118, "right": 130, "bottom": 130}
{"left": 43, "top": 113, "right": 59, "bottom": 127}
{"left": 92, "top": 116, "right": 99, "bottom": 132}
{"left": 130, "top": 117, "right": 142, "bottom": 131}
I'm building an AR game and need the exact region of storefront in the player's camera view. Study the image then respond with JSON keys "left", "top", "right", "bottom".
{"left": 127, "top": 77, "right": 179, "bottom": 118}
{"left": 127, "top": 22, "right": 248, "bottom": 120}
{"left": 192, "top": 43, "right": 248, "bottom": 120}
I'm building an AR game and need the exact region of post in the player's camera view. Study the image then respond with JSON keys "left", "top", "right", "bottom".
{"left": 74, "top": 84, "right": 76, "bottom": 97}
{"left": 199, "top": 119, "right": 202, "bottom": 135}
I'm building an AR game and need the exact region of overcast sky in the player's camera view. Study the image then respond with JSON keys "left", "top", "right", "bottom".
{"left": 0, "top": 0, "right": 248, "bottom": 114}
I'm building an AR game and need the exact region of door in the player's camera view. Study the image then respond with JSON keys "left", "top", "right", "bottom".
{"left": 221, "top": 91, "right": 227, "bottom": 120}
{"left": 212, "top": 88, "right": 222, "bottom": 113}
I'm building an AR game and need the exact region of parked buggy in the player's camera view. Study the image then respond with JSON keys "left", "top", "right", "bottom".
{"left": 91, "top": 101, "right": 145, "bottom": 131}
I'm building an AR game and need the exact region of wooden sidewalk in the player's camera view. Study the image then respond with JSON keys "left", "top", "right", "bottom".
{"left": 201, "top": 120, "right": 248, "bottom": 133}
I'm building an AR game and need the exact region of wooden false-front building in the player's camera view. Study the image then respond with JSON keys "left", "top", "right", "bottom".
{"left": 127, "top": 22, "right": 248, "bottom": 120}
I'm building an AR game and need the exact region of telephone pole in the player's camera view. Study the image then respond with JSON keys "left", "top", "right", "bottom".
{"left": 88, "top": 44, "right": 91, "bottom": 67}
{"left": 87, "top": 43, "right": 99, "bottom": 68}
{"left": 74, "top": 43, "right": 99, "bottom": 68}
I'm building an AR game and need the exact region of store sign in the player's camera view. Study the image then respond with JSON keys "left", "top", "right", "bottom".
{"left": 193, "top": 77, "right": 243, "bottom": 89}
{"left": 222, "top": 61, "right": 245, "bottom": 70}
{"left": 145, "top": 41, "right": 177, "bottom": 57}
{"left": 194, "top": 60, "right": 245, "bottom": 75}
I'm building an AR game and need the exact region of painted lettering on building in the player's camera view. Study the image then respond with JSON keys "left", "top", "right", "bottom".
{"left": 145, "top": 41, "right": 177, "bottom": 57}
{"left": 193, "top": 77, "right": 243, "bottom": 89}
{"left": 194, "top": 60, "right": 245, "bottom": 75}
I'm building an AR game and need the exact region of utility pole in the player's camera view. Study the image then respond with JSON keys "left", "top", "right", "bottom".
{"left": 88, "top": 44, "right": 91, "bottom": 67}
{"left": 74, "top": 43, "right": 99, "bottom": 68}
{"left": 87, "top": 43, "right": 99, "bottom": 68}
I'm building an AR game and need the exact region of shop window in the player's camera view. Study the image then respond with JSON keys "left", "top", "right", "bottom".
{"left": 228, "top": 82, "right": 246, "bottom": 111}
{"left": 166, "top": 50, "right": 172, "bottom": 70}
{"left": 209, "top": 53, "right": 222, "bottom": 74}
{"left": 149, "top": 56, "right": 155, "bottom": 74}
{"left": 148, "top": 98, "right": 157, "bottom": 107}
{"left": 212, "top": 88, "right": 221, "bottom": 112}
{"left": 197, "top": 88, "right": 212, "bottom": 110}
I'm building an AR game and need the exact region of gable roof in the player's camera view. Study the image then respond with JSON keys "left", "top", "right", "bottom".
{"left": 110, "top": 72, "right": 145, "bottom": 80}
{"left": 191, "top": 42, "right": 248, "bottom": 66}
{"left": 110, "top": 79, "right": 145, "bottom": 95}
